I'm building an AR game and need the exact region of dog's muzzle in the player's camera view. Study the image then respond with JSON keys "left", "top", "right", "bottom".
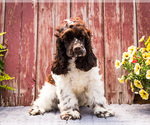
{"left": 73, "top": 39, "right": 86, "bottom": 57}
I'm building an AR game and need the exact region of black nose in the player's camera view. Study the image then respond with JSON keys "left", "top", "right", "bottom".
{"left": 74, "top": 47, "right": 82, "bottom": 53}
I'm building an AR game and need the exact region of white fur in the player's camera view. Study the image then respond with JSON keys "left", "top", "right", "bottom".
{"left": 29, "top": 59, "right": 114, "bottom": 119}
{"left": 31, "top": 82, "right": 57, "bottom": 113}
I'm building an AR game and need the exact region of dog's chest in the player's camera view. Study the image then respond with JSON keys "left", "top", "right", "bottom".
{"left": 68, "top": 60, "right": 90, "bottom": 94}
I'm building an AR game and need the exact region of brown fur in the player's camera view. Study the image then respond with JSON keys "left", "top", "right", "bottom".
{"left": 51, "top": 17, "right": 97, "bottom": 75}
{"left": 46, "top": 74, "right": 55, "bottom": 85}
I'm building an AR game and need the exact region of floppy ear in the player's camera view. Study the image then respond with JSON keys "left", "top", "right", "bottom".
{"left": 75, "top": 29, "right": 97, "bottom": 71}
{"left": 51, "top": 38, "right": 69, "bottom": 75}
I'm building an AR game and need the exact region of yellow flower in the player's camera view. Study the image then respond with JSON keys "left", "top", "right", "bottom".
{"left": 139, "top": 48, "right": 146, "bottom": 53}
{"left": 128, "top": 46, "right": 136, "bottom": 54}
{"left": 147, "top": 53, "right": 150, "bottom": 57}
{"left": 121, "top": 58, "right": 125, "bottom": 65}
{"left": 142, "top": 52, "right": 150, "bottom": 59}
{"left": 131, "top": 82, "right": 134, "bottom": 92}
{"left": 142, "top": 53, "right": 147, "bottom": 59}
{"left": 123, "top": 52, "right": 130, "bottom": 59}
{"left": 146, "top": 70, "right": 150, "bottom": 79}
{"left": 145, "top": 36, "right": 150, "bottom": 45}
{"left": 115, "top": 60, "right": 121, "bottom": 69}
{"left": 118, "top": 76, "right": 125, "bottom": 84}
{"left": 146, "top": 43, "right": 150, "bottom": 51}
{"left": 139, "top": 89, "right": 149, "bottom": 100}
{"left": 134, "top": 79, "right": 143, "bottom": 89}
{"left": 134, "top": 63, "right": 140, "bottom": 75}
{"left": 139, "top": 36, "right": 145, "bottom": 42}
{"left": 146, "top": 58, "right": 150, "bottom": 65}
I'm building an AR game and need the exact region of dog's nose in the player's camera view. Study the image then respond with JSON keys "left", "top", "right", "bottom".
{"left": 74, "top": 47, "right": 82, "bottom": 53}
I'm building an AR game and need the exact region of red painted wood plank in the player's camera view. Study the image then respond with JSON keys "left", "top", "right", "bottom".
{"left": 19, "top": 3, "right": 37, "bottom": 106}
{"left": 71, "top": 0, "right": 87, "bottom": 22}
{"left": 36, "top": 2, "right": 54, "bottom": 97}
{"left": 0, "top": 2, "right": 5, "bottom": 42}
{"left": 137, "top": 1, "right": 150, "bottom": 45}
{"left": 55, "top": 0, "right": 70, "bottom": 27}
{"left": 2, "top": 2, "right": 22, "bottom": 106}
{"left": 87, "top": 1, "right": 104, "bottom": 83}
{"left": 121, "top": 2, "right": 134, "bottom": 104}
{"left": 104, "top": 2, "right": 122, "bottom": 104}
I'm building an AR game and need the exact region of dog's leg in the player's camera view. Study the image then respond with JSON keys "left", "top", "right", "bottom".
{"left": 29, "top": 81, "right": 58, "bottom": 115}
{"left": 56, "top": 86, "right": 81, "bottom": 120}
{"left": 86, "top": 75, "right": 115, "bottom": 118}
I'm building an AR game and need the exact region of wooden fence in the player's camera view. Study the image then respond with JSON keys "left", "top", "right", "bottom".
{"left": 0, "top": 0, "right": 150, "bottom": 106}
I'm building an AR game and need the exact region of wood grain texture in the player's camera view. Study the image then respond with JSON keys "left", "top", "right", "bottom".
{"left": 55, "top": 0, "right": 70, "bottom": 27}
{"left": 104, "top": 1, "right": 122, "bottom": 104}
{"left": 36, "top": 2, "right": 54, "bottom": 97}
{"left": 137, "top": 1, "right": 150, "bottom": 46}
{"left": 87, "top": 0, "right": 104, "bottom": 82}
{"left": 1, "top": 1, "right": 149, "bottom": 106}
{"left": 2, "top": 2, "right": 22, "bottom": 106}
{"left": 71, "top": 0, "right": 87, "bottom": 23}
{"left": 0, "top": 2, "right": 5, "bottom": 44}
{"left": 19, "top": 3, "right": 37, "bottom": 106}
{"left": 121, "top": 2, "right": 134, "bottom": 104}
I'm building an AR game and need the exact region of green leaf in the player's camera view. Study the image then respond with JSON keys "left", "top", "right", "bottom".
{"left": 0, "top": 44, "right": 4, "bottom": 49}
{"left": 0, "top": 49, "right": 7, "bottom": 52}
{"left": 0, "top": 85, "right": 15, "bottom": 90}
{"left": 0, "top": 69, "right": 4, "bottom": 74}
{"left": 0, "top": 60, "right": 4, "bottom": 70}
{"left": 0, "top": 73, "right": 15, "bottom": 81}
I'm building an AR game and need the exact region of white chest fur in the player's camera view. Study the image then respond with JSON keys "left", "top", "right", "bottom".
{"left": 52, "top": 59, "right": 103, "bottom": 97}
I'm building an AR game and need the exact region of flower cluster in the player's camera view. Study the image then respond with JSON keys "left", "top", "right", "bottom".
{"left": 115, "top": 36, "right": 150, "bottom": 100}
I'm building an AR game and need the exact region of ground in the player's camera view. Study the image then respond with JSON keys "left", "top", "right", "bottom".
{"left": 0, "top": 104, "right": 150, "bottom": 125}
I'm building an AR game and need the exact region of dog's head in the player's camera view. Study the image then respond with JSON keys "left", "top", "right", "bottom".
{"left": 51, "top": 17, "right": 97, "bottom": 75}
{"left": 56, "top": 17, "right": 92, "bottom": 58}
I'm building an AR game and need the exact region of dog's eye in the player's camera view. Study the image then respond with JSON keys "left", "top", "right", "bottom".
{"left": 64, "top": 37, "right": 74, "bottom": 43}
{"left": 78, "top": 36, "right": 84, "bottom": 40}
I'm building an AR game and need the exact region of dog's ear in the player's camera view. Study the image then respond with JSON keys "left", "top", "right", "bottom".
{"left": 87, "top": 28, "right": 92, "bottom": 38}
{"left": 75, "top": 29, "right": 97, "bottom": 71}
{"left": 51, "top": 38, "right": 69, "bottom": 75}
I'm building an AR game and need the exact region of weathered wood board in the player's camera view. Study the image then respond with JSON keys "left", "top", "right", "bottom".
{"left": 2, "top": 2, "right": 22, "bottom": 106}
{"left": 104, "top": 1, "right": 122, "bottom": 104}
{"left": 87, "top": 0, "right": 105, "bottom": 85}
{"left": 121, "top": 2, "right": 134, "bottom": 104}
{"left": 19, "top": 3, "right": 37, "bottom": 106}
{"left": 36, "top": 2, "right": 54, "bottom": 97}
{"left": 137, "top": 1, "right": 150, "bottom": 46}
{"left": 0, "top": 0, "right": 149, "bottom": 106}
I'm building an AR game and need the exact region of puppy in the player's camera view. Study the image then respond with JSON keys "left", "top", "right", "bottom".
{"left": 29, "top": 17, "right": 114, "bottom": 120}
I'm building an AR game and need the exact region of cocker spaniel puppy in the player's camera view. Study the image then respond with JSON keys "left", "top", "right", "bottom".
{"left": 29, "top": 17, "right": 114, "bottom": 120}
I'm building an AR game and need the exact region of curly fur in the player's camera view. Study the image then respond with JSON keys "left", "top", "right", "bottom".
{"left": 29, "top": 17, "right": 114, "bottom": 120}
{"left": 51, "top": 17, "right": 97, "bottom": 75}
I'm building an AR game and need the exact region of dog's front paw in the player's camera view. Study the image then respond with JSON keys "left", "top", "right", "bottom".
{"left": 95, "top": 109, "right": 115, "bottom": 118}
{"left": 29, "top": 106, "right": 45, "bottom": 115}
{"left": 60, "top": 110, "right": 81, "bottom": 120}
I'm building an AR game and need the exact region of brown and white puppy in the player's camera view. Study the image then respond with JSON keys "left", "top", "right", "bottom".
{"left": 29, "top": 17, "right": 114, "bottom": 120}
